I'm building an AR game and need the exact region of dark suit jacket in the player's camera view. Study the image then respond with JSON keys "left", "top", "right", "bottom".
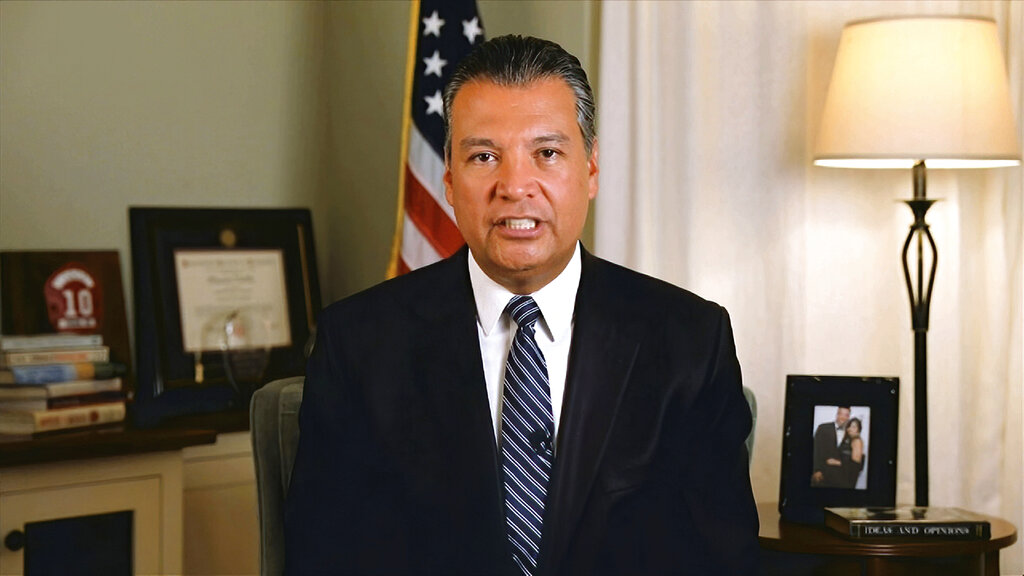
{"left": 813, "top": 421, "right": 844, "bottom": 487}
{"left": 285, "top": 247, "right": 759, "bottom": 575}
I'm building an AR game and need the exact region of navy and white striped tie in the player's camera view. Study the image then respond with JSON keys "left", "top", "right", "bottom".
{"left": 500, "top": 295, "right": 554, "bottom": 575}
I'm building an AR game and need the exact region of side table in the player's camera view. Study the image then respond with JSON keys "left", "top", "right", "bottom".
{"left": 758, "top": 502, "right": 1017, "bottom": 576}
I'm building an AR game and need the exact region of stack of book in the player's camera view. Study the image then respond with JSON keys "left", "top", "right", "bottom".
{"left": 0, "top": 334, "right": 128, "bottom": 435}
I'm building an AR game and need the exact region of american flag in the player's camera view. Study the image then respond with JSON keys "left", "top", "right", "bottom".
{"left": 387, "top": 0, "right": 484, "bottom": 276}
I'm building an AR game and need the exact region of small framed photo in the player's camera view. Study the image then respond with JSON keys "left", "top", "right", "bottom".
{"left": 129, "top": 207, "right": 321, "bottom": 427}
{"left": 779, "top": 375, "right": 898, "bottom": 524}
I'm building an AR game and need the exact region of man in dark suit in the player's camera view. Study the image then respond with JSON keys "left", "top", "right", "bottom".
{"left": 285, "top": 35, "right": 759, "bottom": 575}
{"left": 811, "top": 406, "right": 850, "bottom": 487}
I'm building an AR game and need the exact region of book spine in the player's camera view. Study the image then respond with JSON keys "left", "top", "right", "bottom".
{"left": 1, "top": 391, "right": 126, "bottom": 412}
{"left": 45, "top": 377, "right": 123, "bottom": 398}
{"left": 48, "top": 391, "right": 125, "bottom": 409}
{"left": 9, "top": 363, "right": 123, "bottom": 385}
{"left": 0, "top": 399, "right": 48, "bottom": 412}
{"left": 0, "top": 334, "right": 104, "bottom": 351}
{"left": 8, "top": 364, "right": 81, "bottom": 384}
{"left": 0, "top": 387, "right": 46, "bottom": 401}
{"left": 1, "top": 347, "right": 109, "bottom": 368}
{"left": 31, "top": 402, "right": 126, "bottom": 433}
{"left": 849, "top": 523, "right": 991, "bottom": 539}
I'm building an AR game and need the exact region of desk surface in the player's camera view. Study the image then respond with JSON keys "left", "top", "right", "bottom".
{"left": 758, "top": 502, "right": 1017, "bottom": 558}
{"left": 0, "top": 425, "right": 217, "bottom": 468}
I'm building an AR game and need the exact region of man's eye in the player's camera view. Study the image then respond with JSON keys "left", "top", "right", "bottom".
{"left": 539, "top": 149, "right": 559, "bottom": 159}
{"left": 472, "top": 152, "right": 496, "bottom": 163}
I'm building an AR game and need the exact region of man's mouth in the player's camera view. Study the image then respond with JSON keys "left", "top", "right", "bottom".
{"left": 502, "top": 218, "right": 538, "bottom": 230}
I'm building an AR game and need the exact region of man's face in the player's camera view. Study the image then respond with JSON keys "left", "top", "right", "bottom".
{"left": 444, "top": 78, "right": 598, "bottom": 294}
{"left": 836, "top": 407, "right": 851, "bottom": 427}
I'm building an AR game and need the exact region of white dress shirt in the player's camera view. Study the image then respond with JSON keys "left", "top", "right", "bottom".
{"left": 468, "top": 242, "right": 581, "bottom": 445}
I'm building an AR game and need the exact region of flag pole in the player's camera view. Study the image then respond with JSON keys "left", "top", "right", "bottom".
{"left": 386, "top": 0, "right": 422, "bottom": 279}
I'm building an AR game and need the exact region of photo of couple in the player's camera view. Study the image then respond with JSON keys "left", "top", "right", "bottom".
{"left": 811, "top": 405, "right": 871, "bottom": 490}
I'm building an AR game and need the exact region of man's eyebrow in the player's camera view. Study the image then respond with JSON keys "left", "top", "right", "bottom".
{"left": 532, "top": 132, "right": 570, "bottom": 146}
{"left": 458, "top": 137, "right": 498, "bottom": 150}
{"left": 457, "top": 133, "right": 572, "bottom": 150}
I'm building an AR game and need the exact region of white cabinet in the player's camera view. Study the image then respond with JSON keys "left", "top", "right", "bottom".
{"left": 0, "top": 428, "right": 258, "bottom": 576}
{"left": 0, "top": 451, "right": 184, "bottom": 575}
{"left": 182, "top": 431, "right": 258, "bottom": 576}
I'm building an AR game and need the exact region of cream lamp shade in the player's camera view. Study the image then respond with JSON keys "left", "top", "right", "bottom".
{"left": 814, "top": 16, "right": 1021, "bottom": 169}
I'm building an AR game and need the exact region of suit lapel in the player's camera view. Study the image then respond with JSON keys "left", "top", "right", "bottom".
{"left": 538, "top": 250, "right": 642, "bottom": 575}
{"left": 413, "top": 247, "right": 499, "bottom": 467}
{"left": 410, "top": 249, "right": 510, "bottom": 565}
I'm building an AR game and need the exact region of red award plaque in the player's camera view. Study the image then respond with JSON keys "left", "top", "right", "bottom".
{"left": 44, "top": 262, "right": 105, "bottom": 333}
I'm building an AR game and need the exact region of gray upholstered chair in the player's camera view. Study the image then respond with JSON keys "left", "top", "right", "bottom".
{"left": 249, "top": 377, "right": 756, "bottom": 576}
{"left": 742, "top": 385, "right": 757, "bottom": 465}
{"left": 251, "top": 376, "right": 305, "bottom": 576}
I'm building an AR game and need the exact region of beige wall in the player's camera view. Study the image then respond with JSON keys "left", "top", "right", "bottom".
{"left": 0, "top": 0, "right": 329, "bottom": 328}
{"left": 0, "top": 0, "right": 597, "bottom": 321}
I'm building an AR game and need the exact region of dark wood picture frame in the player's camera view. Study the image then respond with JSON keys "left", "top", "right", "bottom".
{"left": 129, "top": 207, "right": 320, "bottom": 427}
{"left": 779, "top": 375, "right": 899, "bottom": 524}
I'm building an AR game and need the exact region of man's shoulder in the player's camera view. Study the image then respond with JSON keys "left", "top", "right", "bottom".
{"left": 319, "top": 252, "right": 466, "bottom": 326}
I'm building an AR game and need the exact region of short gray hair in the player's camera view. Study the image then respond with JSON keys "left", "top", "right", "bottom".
{"left": 443, "top": 35, "right": 596, "bottom": 160}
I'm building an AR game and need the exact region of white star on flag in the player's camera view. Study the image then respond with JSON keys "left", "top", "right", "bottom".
{"left": 423, "top": 50, "right": 448, "bottom": 78}
{"left": 463, "top": 17, "right": 483, "bottom": 44}
{"left": 422, "top": 10, "right": 444, "bottom": 37}
{"left": 424, "top": 90, "right": 444, "bottom": 117}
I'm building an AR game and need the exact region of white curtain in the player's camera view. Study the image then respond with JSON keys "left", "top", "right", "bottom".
{"left": 596, "top": 1, "right": 1023, "bottom": 572}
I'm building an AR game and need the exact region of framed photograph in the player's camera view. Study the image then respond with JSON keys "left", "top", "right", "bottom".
{"left": 130, "top": 207, "right": 320, "bottom": 427}
{"left": 779, "top": 375, "right": 898, "bottom": 524}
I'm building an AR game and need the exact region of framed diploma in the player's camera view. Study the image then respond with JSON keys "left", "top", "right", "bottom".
{"left": 129, "top": 207, "right": 321, "bottom": 427}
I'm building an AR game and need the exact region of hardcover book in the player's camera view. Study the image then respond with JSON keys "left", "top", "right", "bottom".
{"left": 0, "top": 333, "right": 103, "bottom": 351}
{"left": 825, "top": 506, "right": 991, "bottom": 540}
{"left": 0, "top": 378, "right": 124, "bottom": 400}
{"left": 0, "top": 347, "right": 110, "bottom": 369}
{"left": 0, "top": 391, "right": 126, "bottom": 412}
{"left": 0, "top": 401, "right": 126, "bottom": 435}
{"left": 0, "top": 361, "right": 126, "bottom": 385}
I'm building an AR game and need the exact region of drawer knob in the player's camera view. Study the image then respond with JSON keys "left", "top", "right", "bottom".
{"left": 3, "top": 530, "right": 25, "bottom": 551}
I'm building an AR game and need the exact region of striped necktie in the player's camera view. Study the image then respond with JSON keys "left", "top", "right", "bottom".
{"left": 500, "top": 295, "right": 554, "bottom": 575}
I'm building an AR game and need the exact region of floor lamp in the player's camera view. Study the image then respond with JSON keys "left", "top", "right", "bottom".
{"left": 813, "top": 16, "right": 1021, "bottom": 507}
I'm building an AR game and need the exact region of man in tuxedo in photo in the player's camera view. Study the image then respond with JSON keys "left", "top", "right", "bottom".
{"left": 285, "top": 35, "right": 759, "bottom": 575}
{"left": 812, "top": 405, "right": 851, "bottom": 488}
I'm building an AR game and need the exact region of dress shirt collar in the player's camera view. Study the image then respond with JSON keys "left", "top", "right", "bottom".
{"left": 468, "top": 242, "right": 581, "bottom": 341}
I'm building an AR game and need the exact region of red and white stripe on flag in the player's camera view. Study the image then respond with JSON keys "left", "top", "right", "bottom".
{"left": 388, "top": 0, "right": 484, "bottom": 277}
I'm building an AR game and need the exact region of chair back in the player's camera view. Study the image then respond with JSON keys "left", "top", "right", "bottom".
{"left": 742, "top": 385, "right": 757, "bottom": 465}
{"left": 250, "top": 376, "right": 305, "bottom": 576}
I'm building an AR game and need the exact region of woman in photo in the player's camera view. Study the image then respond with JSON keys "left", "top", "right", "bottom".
{"left": 838, "top": 417, "right": 865, "bottom": 488}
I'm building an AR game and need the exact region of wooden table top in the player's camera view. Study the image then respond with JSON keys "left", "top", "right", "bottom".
{"left": 0, "top": 425, "right": 217, "bottom": 468}
{"left": 758, "top": 502, "right": 1018, "bottom": 558}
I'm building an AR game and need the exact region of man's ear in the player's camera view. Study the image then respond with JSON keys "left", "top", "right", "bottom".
{"left": 587, "top": 139, "right": 599, "bottom": 200}
{"left": 443, "top": 161, "right": 455, "bottom": 207}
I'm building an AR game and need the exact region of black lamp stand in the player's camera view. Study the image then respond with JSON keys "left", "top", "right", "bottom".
{"left": 901, "top": 160, "right": 937, "bottom": 507}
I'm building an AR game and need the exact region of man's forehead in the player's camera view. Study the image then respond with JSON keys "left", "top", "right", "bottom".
{"left": 451, "top": 77, "right": 576, "bottom": 113}
{"left": 457, "top": 75, "right": 573, "bottom": 95}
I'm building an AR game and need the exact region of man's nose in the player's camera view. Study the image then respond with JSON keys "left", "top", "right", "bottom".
{"left": 495, "top": 154, "right": 537, "bottom": 200}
